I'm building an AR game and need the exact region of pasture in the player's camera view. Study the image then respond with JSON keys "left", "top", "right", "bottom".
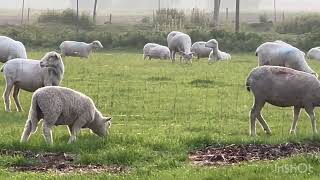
{"left": 0, "top": 51, "right": 319, "bottom": 179}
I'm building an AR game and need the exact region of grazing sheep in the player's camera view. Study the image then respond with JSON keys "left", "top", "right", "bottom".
{"left": 191, "top": 41, "right": 212, "bottom": 59}
{"left": 143, "top": 43, "right": 159, "bottom": 60}
{"left": 145, "top": 45, "right": 170, "bottom": 60}
{"left": 255, "top": 41, "right": 316, "bottom": 76}
{"left": 1, "top": 51, "right": 64, "bottom": 112}
{"left": 307, "top": 47, "right": 320, "bottom": 60}
{"left": 0, "top": 36, "right": 27, "bottom": 63}
{"left": 246, "top": 66, "right": 319, "bottom": 136}
{"left": 205, "top": 39, "right": 231, "bottom": 62}
{"left": 59, "top": 40, "right": 103, "bottom": 58}
{"left": 20, "top": 86, "right": 112, "bottom": 145}
{"left": 167, "top": 31, "right": 193, "bottom": 63}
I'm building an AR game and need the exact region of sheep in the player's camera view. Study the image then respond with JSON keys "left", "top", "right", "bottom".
{"left": 167, "top": 31, "right": 193, "bottom": 63}
{"left": 143, "top": 43, "right": 159, "bottom": 60}
{"left": 246, "top": 66, "right": 319, "bottom": 136}
{"left": 274, "top": 40, "right": 306, "bottom": 56}
{"left": 20, "top": 86, "right": 112, "bottom": 145}
{"left": 255, "top": 41, "right": 317, "bottom": 76}
{"left": 307, "top": 47, "right": 320, "bottom": 60}
{"left": 191, "top": 41, "right": 212, "bottom": 59}
{"left": 1, "top": 51, "right": 64, "bottom": 112}
{"left": 0, "top": 36, "right": 27, "bottom": 63}
{"left": 59, "top": 40, "right": 103, "bottom": 58}
{"left": 145, "top": 45, "right": 170, "bottom": 60}
{"left": 205, "top": 39, "right": 231, "bottom": 62}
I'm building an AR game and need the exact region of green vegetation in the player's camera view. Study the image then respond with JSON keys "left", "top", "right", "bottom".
{"left": 0, "top": 51, "right": 319, "bottom": 179}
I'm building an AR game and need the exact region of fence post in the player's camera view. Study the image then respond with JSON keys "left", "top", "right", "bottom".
{"left": 27, "top": 8, "right": 30, "bottom": 24}
{"left": 109, "top": 14, "right": 112, "bottom": 24}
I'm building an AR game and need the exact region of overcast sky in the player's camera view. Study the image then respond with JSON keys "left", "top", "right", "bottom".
{"left": 0, "top": 0, "right": 320, "bottom": 11}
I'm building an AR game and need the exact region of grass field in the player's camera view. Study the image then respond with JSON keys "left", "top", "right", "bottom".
{"left": 0, "top": 51, "right": 319, "bottom": 179}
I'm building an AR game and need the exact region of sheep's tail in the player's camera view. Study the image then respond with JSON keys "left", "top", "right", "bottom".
{"left": 0, "top": 64, "right": 5, "bottom": 72}
{"left": 20, "top": 94, "right": 41, "bottom": 143}
{"left": 28, "top": 94, "right": 41, "bottom": 134}
{"left": 245, "top": 75, "right": 252, "bottom": 92}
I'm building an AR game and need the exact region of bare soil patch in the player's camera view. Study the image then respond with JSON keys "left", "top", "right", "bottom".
{"left": 0, "top": 149, "right": 127, "bottom": 174}
{"left": 189, "top": 143, "right": 320, "bottom": 166}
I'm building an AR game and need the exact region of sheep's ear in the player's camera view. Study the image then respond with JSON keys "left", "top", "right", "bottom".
{"left": 103, "top": 117, "right": 112, "bottom": 123}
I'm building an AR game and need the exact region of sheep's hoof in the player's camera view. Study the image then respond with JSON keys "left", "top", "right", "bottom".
{"left": 289, "top": 130, "right": 296, "bottom": 135}
{"left": 5, "top": 109, "right": 11, "bottom": 112}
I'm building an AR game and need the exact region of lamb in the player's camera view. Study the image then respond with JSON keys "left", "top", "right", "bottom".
{"left": 144, "top": 44, "right": 170, "bottom": 60}
{"left": 20, "top": 86, "right": 112, "bottom": 144}
{"left": 143, "top": 43, "right": 159, "bottom": 60}
{"left": 191, "top": 41, "right": 212, "bottom": 59}
{"left": 1, "top": 51, "right": 64, "bottom": 112}
{"left": 167, "top": 31, "right": 193, "bottom": 63}
{"left": 205, "top": 39, "right": 231, "bottom": 62}
{"left": 246, "top": 66, "right": 319, "bottom": 136}
{"left": 307, "top": 47, "right": 320, "bottom": 60}
{"left": 59, "top": 40, "right": 103, "bottom": 58}
{"left": 0, "top": 36, "right": 27, "bottom": 63}
{"left": 255, "top": 41, "right": 316, "bottom": 76}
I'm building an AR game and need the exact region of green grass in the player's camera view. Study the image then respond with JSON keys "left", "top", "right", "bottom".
{"left": 0, "top": 51, "right": 319, "bottom": 179}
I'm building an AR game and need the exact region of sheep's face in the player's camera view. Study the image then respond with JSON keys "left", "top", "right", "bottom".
{"left": 181, "top": 52, "right": 193, "bottom": 60}
{"left": 90, "top": 116, "right": 112, "bottom": 137}
{"left": 40, "top": 52, "right": 62, "bottom": 68}
{"left": 205, "top": 39, "right": 218, "bottom": 49}
{"left": 92, "top": 41, "right": 104, "bottom": 49}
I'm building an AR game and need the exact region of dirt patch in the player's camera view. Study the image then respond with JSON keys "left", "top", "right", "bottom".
{"left": 0, "top": 149, "right": 127, "bottom": 174}
{"left": 189, "top": 143, "right": 320, "bottom": 166}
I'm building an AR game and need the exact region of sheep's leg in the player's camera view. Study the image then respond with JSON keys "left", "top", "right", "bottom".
{"left": 21, "top": 120, "right": 34, "bottom": 143}
{"left": 290, "top": 106, "right": 301, "bottom": 134}
{"left": 43, "top": 122, "right": 54, "bottom": 145}
{"left": 256, "top": 113, "right": 271, "bottom": 134}
{"left": 68, "top": 117, "right": 86, "bottom": 144}
{"left": 171, "top": 51, "right": 176, "bottom": 62}
{"left": 3, "top": 81, "right": 14, "bottom": 112}
{"left": 250, "top": 100, "right": 265, "bottom": 136}
{"left": 13, "top": 86, "right": 23, "bottom": 112}
{"left": 305, "top": 106, "right": 318, "bottom": 134}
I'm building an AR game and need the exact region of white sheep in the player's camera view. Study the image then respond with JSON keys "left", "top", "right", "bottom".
{"left": 143, "top": 43, "right": 159, "bottom": 60}
{"left": 246, "top": 66, "right": 319, "bottom": 136}
{"left": 59, "top": 40, "right": 103, "bottom": 58}
{"left": 255, "top": 41, "right": 317, "bottom": 76}
{"left": 205, "top": 39, "right": 231, "bottom": 62}
{"left": 20, "top": 86, "right": 112, "bottom": 145}
{"left": 167, "top": 31, "right": 193, "bottom": 63}
{"left": 0, "top": 36, "right": 27, "bottom": 63}
{"left": 144, "top": 44, "right": 170, "bottom": 60}
{"left": 1, "top": 51, "right": 64, "bottom": 112}
{"left": 191, "top": 41, "right": 212, "bottom": 59}
{"left": 307, "top": 47, "right": 320, "bottom": 60}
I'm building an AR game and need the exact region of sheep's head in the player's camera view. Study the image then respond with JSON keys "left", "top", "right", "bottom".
{"left": 91, "top": 40, "right": 104, "bottom": 49}
{"left": 89, "top": 115, "right": 112, "bottom": 137}
{"left": 40, "top": 52, "right": 62, "bottom": 68}
{"left": 180, "top": 51, "right": 193, "bottom": 61}
{"left": 205, "top": 39, "right": 218, "bottom": 49}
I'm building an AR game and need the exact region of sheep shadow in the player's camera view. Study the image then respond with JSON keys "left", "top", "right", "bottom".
{"left": 189, "top": 79, "right": 231, "bottom": 88}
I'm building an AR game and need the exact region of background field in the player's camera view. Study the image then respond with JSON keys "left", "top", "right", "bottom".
{"left": 0, "top": 51, "right": 319, "bottom": 179}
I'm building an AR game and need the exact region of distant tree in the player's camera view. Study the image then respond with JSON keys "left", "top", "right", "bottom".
{"left": 235, "top": 0, "right": 240, "bottom": 32}
{"left": 213, "top": 0, "right": 221, "bottom": 29}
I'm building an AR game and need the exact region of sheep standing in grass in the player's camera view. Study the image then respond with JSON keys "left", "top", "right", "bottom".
{"left": 167, "top": 31, "right": 193, "bottom": 63}
{"left": 0, "top": 36, "right": 27, "bottom": 63}
{"left": 307, "top": 47, "right": 320, "bottom": 60}
{"left": 143, "top": 43, "right": 158, "bottom": 60}
{"left": 1, "top": 51, "right": 64, "bottom": 112}
{"left": 205, "top": 39, "right": 231, "bottom": 62}
{"left": 20, "top": 86, "right": 112, "bottom": 145}
{"left": 147, "top": 45, "right": 170, "bottom": 60}
{"left": 255, "top": 41, "right": 316, "bottom": 76}
{"left": 59, "top": 40, "right": 103, "bottom": 58}
{"left": 246, "top": 66, "right": 319, "bottom": 136}
{"left": 191, "top": 41, "right": 212, "bottom": 59}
